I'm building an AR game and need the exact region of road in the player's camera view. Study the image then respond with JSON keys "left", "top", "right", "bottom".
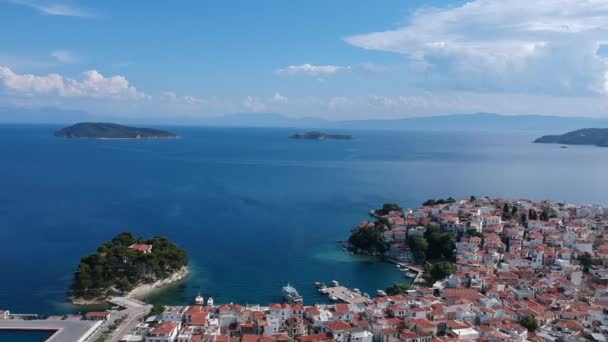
{"left": 87, "top": 297, "right": 151, "bottom": 342}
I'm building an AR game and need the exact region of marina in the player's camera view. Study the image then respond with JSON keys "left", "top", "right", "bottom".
{"left": 320, "top": 284, "right": 373, "bottom": 304}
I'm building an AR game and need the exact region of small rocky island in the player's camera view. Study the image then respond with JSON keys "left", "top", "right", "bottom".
{"left": 71, "top": 232, "right": 188, "bottom": 304}
{"left": 534, "top": 128, "right": 608, "bottom": 147}
{"left": 289, "top": 131, "right": 352, "bottom": 140}
{"left": 55, "top": 122, "right": 177, "bottom": 139}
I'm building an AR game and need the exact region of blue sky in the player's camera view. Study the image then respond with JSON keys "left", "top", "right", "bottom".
{"left": 2, "top": 0, "right": 608, "bottom": 122}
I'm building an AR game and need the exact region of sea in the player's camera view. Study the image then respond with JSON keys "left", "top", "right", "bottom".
{"left": 1, "top": 124, "right": 607, "bottom": 319}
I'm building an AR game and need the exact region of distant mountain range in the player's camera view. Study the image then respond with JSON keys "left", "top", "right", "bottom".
{"left": 189, "top": 112, "right": 608, "bottom": 133}
{"left": 2, "top": 107, "right": 608, "bottom": 133}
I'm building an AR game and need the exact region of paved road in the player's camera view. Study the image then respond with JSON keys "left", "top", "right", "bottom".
{"left": 108, "top": 305, "right": 150, "bottom": 342}
{"left": 107, "top": 297, "right": 151, "bottom": 342}
{"left": 86, "top": 297, "right": 151, "bottom": 342}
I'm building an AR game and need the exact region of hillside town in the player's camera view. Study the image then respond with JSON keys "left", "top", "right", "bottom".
{"left": 4, "top": 197, "right": 608, "bottom": 342}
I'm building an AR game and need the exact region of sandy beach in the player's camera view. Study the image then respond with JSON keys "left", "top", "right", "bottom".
{"left": 126, "top": 266, "right": 190, "bottom": 300}
{"left": 71, "top": 266, "right": 190, "bottom": 305}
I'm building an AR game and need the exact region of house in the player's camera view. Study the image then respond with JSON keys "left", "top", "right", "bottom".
{"left": 146, "top": 321, "right": 181, "bottom": 342}
{"left": 129, "top": 243, "right": 153, "bottom": 254}
{"left": 323, "top": 320, "right": 352, "bottom": 342}
{"left": 350, "top": 328, "right": 373, "bottom": 342}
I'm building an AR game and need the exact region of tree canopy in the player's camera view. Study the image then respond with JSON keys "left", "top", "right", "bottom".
{"left": 422, "top": 197, "right": 456, "bottom": 206}
{"left": 348, "top": 227, "right": 388, "bottom": 255}
{"left": 519, "top": 315, "right": 539, "bottom": 332}
{"left": 385, "top": 283, "right": 412, "bottom": 296}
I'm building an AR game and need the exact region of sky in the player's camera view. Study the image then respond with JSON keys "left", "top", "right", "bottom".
{"left": 2, "top": 0, "right": 608, "bottom": 122}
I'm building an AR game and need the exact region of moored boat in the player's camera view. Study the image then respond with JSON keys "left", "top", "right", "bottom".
{"left": 282, "top": 284, "right": 303, "bottom": 303}
{"left": 377, "top": 290, "right": 387, "bottom": 297}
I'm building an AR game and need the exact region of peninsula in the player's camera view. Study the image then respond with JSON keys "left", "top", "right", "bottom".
{"left": 289, "top": 131, "right": 352, "bottom": 140}
{"left": 71, "top": 232, "right": 188, "bottom": 304}
{"left": 55, "top": 122, "right": 178, "bottom": 139}
{"left": 534, "top": 128, "right": 608, "bottom": 147}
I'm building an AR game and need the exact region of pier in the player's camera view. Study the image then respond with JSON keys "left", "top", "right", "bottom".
{"left": 386, "top": 258, "right": 425, "bottom": 284}
{"left": 322, "top": 286, "right": 372, "bottom": 304}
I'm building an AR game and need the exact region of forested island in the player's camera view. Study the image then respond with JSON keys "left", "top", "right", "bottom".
{"left": 55, "top": 122, "right": 178, "bottom": 139}
{"left": 71, "top": 232, "right": 188, "bottom": 303}
{"left": 534, "top": 128, "right": 608, "bottom": 147}
{"left": 289, "top": 131, "right": 352, "bottom": 140}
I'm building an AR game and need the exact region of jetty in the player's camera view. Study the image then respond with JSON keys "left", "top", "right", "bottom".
{"left": 322, "top": 286, "right": 372, "bottom": 304}
{"left": 386, "top": 258, "right": 425, "bottom": 284}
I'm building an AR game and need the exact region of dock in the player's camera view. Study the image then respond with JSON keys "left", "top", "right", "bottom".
{"left": 323, "top": 286, "right": 372, "bottom": 304}
{"left": 386, "top": 258, "right": 425, "bottom": 284}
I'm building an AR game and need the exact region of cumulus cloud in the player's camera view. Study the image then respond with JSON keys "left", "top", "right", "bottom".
{"left": 51, "top": 50, "right": 78, "bottom": 64}
{"left": 8, "top": 0, "right": 94, "bottom": 17}
{"left": 162, "top": 91, "right": 206, "bottom": 105}
{"left": 0, "top": 66, "right": 146, "bottom": 99}
{"left": 242, "top": 96, "right": 267, "bottom": 112}
{"left": 345, "top": 0, "right": 608, "bottom": 95}
{"left": 276, "top": 64, "right": 351, "bottom": 76}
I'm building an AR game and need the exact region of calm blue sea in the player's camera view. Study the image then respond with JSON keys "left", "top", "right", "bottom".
{"left": 1, "top": 125, "right": 607, "bottom": 315}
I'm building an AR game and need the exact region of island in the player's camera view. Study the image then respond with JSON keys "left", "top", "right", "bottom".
{"left": 55, "top": 122, "right": 178, "bottom": 139}
{"left": 71, "top": 232, "right": 188, "bottom": 304}
{"left": 289, "top": 131, "right": 352, "bottom": 140}
{"left": 534, "top": 128, "right": 608, "bottom": 147}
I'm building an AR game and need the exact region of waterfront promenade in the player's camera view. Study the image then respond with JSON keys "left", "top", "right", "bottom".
{"left": 0, "top": 319, "right": 101, "bottom": 342}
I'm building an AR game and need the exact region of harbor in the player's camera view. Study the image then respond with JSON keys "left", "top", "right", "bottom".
{"left": 317, "top": 281, "right": 373, "bottom": 304}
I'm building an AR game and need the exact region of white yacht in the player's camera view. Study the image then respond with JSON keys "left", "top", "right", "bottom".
{"left": 195, "top": 293, "right": 204, "bottom": 305}
{"left": 282, "top": 284, "right": 303, "bottom": 304}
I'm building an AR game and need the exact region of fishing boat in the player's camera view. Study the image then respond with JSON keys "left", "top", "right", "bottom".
{"left": 331, "top": 280, "right": 340, "bottom": 287}
{"left": 353, "top": 288, "right": 361, "bottom": 294}
{"left": 282, "top": 284, "right": 303, "bottom": 304}
{"left": 406, "top": 272, "right": 417, "bottom": 278}
{"left": 363, "top": 293, "right": 370, "bottom": 298}
{"left": 329, "top": 295, "right": 338, "bottom": 301}
{"left": 315, "top": 282, "right": 326, "bottom": 289}
{"left": 377, "top": 290, "right": 387, "bottom": 297}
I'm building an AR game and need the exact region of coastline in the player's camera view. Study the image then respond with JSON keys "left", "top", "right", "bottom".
{"left": 59, "top": 136, "right": 179, "bottom": 140}
{"left": 70, "top": 266, "right": 190, "bottom": 306}
{"left": 127, "top": 266, "right": 190, "bottom": 300}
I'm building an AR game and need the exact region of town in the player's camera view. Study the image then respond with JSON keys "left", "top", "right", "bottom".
{"left": 3, "top": 197, "right": 608, "bottom": 342}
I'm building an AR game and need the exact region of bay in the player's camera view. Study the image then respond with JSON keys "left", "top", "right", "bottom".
{"left": 0, "top": 125, "right": 606, "bottom": 315}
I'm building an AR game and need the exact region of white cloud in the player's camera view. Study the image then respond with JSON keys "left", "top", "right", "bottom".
{"left": 327, "top": 97, "right": 351, "bottom": 109}
{"left": 276, "top": 64, "right": 351, "bottom": 76}
{"left": 345, "top": 0, "right": 608, "bottom": 95}
{"left": 162, "top": 91, "right": 206, "bottom": 105}
{"left": 242, "top": 96, "right": 267, "bottom": 112}
{"left": 271, "top": 92, "right": 288, "bottom": 103}
{"left": 8, "top": 0, "right": 94, "bottom": 17}
{"left": 51, "top": 50, "right": 78, "bottom": 64}
{"left": 0, "top": 66, "right": 146, "bottom": 99}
